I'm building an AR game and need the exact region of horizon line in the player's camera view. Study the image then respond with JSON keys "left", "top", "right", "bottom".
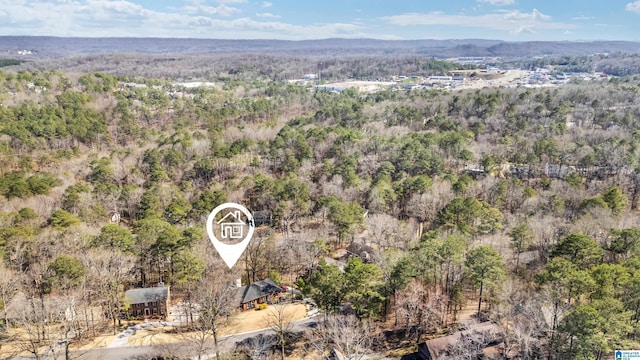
{"left": 0, "top": 35, "right": 637, "bottom": 43}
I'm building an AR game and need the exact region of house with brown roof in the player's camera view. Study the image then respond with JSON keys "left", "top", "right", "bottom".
{"left": 236, "top": 278, "right": 283, "bottom": 311}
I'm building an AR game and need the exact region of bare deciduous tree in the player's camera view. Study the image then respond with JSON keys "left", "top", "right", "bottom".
{"left": 308, "top": 315, "right": 379, "bottom": 360}
{"left": 264, "top": 304, "right": 294, "bottom": 360}
{"left": 489, "top": 279, "right": 544, "bottom": 359}
{"left": 11, "top": 293, "right": 71, "bottom": 360}
{"left": 243, "top": 229, "right": 273, "bottom": 283}
{"left": 185, "top": 270, "right": 237, "bottom": 360}
{"left": 0, "top": 264, "right": 20, "bottom": 328}
{"left": 395, "top": 280, "right": 448, "bottom": 344}
{"left": 366, "top": 213, "right": 413, "bottom": 250}
{"left": 237, "top": 333, "right": 277, "bottom": 360}
{"left": 85, "top": 250, "right": 136, "bottom": 335}
{"left": 442, "top": 326, "right": 504, "bottom": 360}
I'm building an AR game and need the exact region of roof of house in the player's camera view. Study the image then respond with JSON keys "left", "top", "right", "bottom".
{"left": 252, "top": 210, "right": 271, "bottom": 218}
{"left": 251, "top": 211, "right": 271, "bottom": 226}
{"left": 125, "top": 286, "right": 170, "bottom": 305}
{"left": 237, "top": 278, "right": 283, "bottom": 304}
{"left": 346, "top": 241, "right": 376, "bottom": 261}
{"left": 420, "top": 322, "right": 503, "bottom": 359}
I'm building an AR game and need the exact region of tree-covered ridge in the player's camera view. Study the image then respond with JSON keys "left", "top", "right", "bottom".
{"left": 0, "top": 59, "right": 24, "bottom": 68}
{"left": 1, "top": 67, "right": 640, "bottom": 359}
{"left": 0, "top": 92, "right": 107, "bottom": 148}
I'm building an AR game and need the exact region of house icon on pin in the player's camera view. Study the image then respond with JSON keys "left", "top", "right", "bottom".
{"left": 217, "top": 211, "right": 245, "bottom": 239}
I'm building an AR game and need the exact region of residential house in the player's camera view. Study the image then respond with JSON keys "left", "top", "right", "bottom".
{"left": 252, "top": 210, "right": 272, "bottom": 227}
{"left": 346, "top": 241, "right": 376, "bottom": 262}
{"left": 236, "top": 278, "right": 283, "bottom": 311}
{"left": 125, "top": 286, "right": 170, "bottom": 319}
{"left": 418, "top": 322, "right": 504, "bottom": 360}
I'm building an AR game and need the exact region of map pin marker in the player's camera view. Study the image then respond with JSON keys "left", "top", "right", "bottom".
{"left": 206, "top": 202, "right": 255, "bottom": 269}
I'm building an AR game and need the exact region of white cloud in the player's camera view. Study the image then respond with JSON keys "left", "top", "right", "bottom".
{"left": 516, "top": 26, "right": 535, "bottom": 34}
{"left": 87, "top": 0, "right": 146, "bottom": 14}
{"left": 503, "top": 8, "right": 550, "bottom": 21}
{"left": 0, "top": 1, "right": 607, "bottom": 40}
{"left": 172, "top": 0, "right": 246, "bottom": 17}
{"left": 256, "top": 12, "right": 279, "bottom": 18}
{"left": 182, "top": 3, "right": 241, "bottom": 16}
{"left": 180, "top": 0, "right": 244, "bottom": 16}
{"left": 626, "top": 1, "right": 640, "bottom": 13}
{"left": 478, "top": 0, "right": 515, "bottom": 6}
{"left": 571, "top": 15, "right": 593, "bottom": 20}
{"left": 0, "top": 0, "right": 367, "bottom": 39}
{"left": 262, "top": 1, "right": 272, "bottom": 7}
{"left": 381, "top": 9, "right": 572, "bottom": 35}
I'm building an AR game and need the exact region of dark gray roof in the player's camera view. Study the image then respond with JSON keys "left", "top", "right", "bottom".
{"left": 252, "top": 211, "right": 272, "bottom": 226}
{"left": 237, "top": 278, "right": 282, "bottom": 304}
{"left": 125, "top": 286, "right": 169, "bottom": 305}
{"left": 419, "top": 322, "right": 503, "bottom": 360}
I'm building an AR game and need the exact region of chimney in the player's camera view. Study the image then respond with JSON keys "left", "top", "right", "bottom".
{"left": 235, "top": 278, "right": 242, "bottom": 288}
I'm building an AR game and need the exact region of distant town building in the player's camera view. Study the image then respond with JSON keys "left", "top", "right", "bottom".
{"left": 403, "top": 84, "right": 422, "bottom": 91}
{"left": 312, "top": 85, "right": 345, "bottom": 93}
{"left": 118, "top": 82, "right": 148, "bottom": 89}
{"left": 303, "top": 74, "right": 319, "bottom": 80}
{"left": 428, "top": 76, "right": 453, "bottom": 82}
{"left": 174, "top": 81, "right": 215, "bottom": 88}
{"left": 457, "top": 56, "right": 486, "bottom": 64}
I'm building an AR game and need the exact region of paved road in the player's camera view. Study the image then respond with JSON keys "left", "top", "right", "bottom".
{"left": 70, "top": 314, "right": 320, "bottom": 360}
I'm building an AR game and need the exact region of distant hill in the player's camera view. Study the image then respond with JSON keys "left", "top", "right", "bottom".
{"left": 487, "top": 41, "right": 639, "bottom": 57}
{"left": 1, "top": 36, "right": 639, "bottom": 59}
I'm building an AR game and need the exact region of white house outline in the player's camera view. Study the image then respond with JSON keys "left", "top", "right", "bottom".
{"left": 217, "top": 211, "right": 246, "bottom": 239}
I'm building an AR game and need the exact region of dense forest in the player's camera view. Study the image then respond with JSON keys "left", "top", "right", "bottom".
{"left": 0, "top": 60, "right": 23, "bottom": 68}
{"left": 11, "top": 55, "right": 480, "bottom": 82}
{"left": 1, "top": 59, "right": 640, "bottom": 360}
{"left": 11, "top": 53, "right": 640, "bottom": 82}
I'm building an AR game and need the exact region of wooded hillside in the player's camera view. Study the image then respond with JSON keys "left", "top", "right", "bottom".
{"left": 2, "top": 63, "right": 640, "bottom": 359}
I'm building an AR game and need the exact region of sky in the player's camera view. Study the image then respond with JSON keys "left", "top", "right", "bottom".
{"left": 0, "top": 0, "right": 639, "bottom": 41}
